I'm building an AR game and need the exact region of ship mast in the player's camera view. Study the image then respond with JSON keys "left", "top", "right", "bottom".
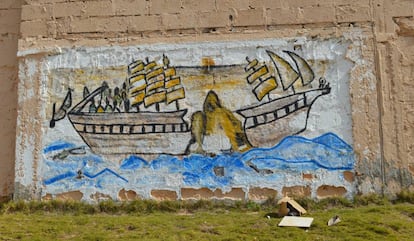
{"left": 143, "top": 57, "right": 166, "bottom": 112}
{"left": 163, "top": 54, "right": 185, "bottom": 110}
{"left": 127, "top": 59, "right": 146, "bottom": 112}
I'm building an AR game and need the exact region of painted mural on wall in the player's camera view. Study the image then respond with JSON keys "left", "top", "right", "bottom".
{"left": 40, "top": 39, "right": 355, "bottom": 201}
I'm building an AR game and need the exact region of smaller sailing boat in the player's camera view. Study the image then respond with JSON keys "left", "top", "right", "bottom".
{"left": 49, "top": 88, "right": 72, "bottom": 128}
{"left": 236, "top": 50, "right": 331, "bottom": 147}
{"left": 67, "top": 55, "right": 190, "bottom": 156}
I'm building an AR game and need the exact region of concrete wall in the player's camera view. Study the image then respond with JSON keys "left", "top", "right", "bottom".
{"left": 4, "top": 0, "right": 414, "bottom": 201}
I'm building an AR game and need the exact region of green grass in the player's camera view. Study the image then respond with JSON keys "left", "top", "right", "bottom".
{"left": 0, "top": 193, "right": 413, "bottom": 240}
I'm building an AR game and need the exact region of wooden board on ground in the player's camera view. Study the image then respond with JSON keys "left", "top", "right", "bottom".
{"left": 278, "top": 216, "right": 314, "bottom": 228}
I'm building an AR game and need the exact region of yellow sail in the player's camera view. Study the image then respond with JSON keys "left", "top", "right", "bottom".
{"left": 147, "top": 80, "right": 164, "bottom": 92}
{"left": 247, "top": 65, "right": 269, "bottom": 84}
{"left": 145, "top": 61, "right": 157, "bottom": 71}
{"left": 164, "top": 67, "right": 176, "bottom": 78}
{"left": 129, "top": 73, "right": 145, "bottom": 84}
{"left": 267, "top": 50, "right": 299, "bottom": 90}
{"left": 165, "top": 77, "right": 181, "bottom": 89}
{"left": 166, "top": 87, "right": 185, "bottom": 104}
{"left": 144, "top": 91, "right": 166, "bottom": 107}
{"left": 253, "top": 77, "right": 278, "bottom": 101}
{"left": 146, "top": 67, "right": 164, "bottom": 80}
{"left": 245, "top": 58, "right": 258, "bottom": 71}
{"left": 285, "top": 51, "right": 314, "bottom": 86}
{"left": 128, "top": 60, "right": 144, "bottom": 74}
{"left": 130, "top": 90, "right": 146, "bottom": 106}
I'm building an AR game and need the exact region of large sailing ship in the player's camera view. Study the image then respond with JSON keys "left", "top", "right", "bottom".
{"left": 67, "top": 55, "right": 190, "bottom": 155}
{"left": 236, "top": 50, "right": 331, "bottom": 147}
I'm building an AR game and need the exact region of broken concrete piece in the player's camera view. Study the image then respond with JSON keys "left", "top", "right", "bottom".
{"left": 278, "top": 216, "right": 314, "bottom": 228}
{"left": 327, "top": 215, "right": 341, "bottom": 226}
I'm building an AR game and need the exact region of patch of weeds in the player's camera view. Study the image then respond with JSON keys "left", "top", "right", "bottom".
{"left": 159, "top": 200, "right": 182, "bottom": 212}
{"left": 367, "top": 225, "right": 390, "bottom": 235}
{"left": 261, "top": 196, "right": 278, "bottom": 209}
{"left": 98, "top": 200, "right": 119, "bottom": 213}
{"left": 395, "top": 190, "right": 414, "bottom": 204}
{"left": 354, "top": 193, "right": 389, "bottom": 206}
{"left": 246, "top": 201, "right": 261, "bottom": 211}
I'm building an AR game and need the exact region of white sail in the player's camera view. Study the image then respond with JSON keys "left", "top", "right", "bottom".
{"left": 267, "top": 50, "right": 300, "bottom": 91}
{"left": 285, "top": 51, "right": 314, "bottom": 86}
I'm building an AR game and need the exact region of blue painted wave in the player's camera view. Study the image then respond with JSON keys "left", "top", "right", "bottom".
{"left": 43, "top": 133, "right": 354, "bottom": 189}
{"left": 43, "top": 141, "right": 75, "bottom": 154}
{"left": 240, "top": 133, "right": 355, "bottom": 171}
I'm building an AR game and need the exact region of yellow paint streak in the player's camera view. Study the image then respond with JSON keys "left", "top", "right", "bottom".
{"left": 201, "top": 57, "right": 215, "bottom": 67}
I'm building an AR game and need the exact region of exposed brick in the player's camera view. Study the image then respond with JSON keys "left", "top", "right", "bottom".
{"left": 55, "top": 191, "right": 83, "bottom": 201}
{"left": 150, "top": 0, "right": 182, "bottom": 14}
{"left": 21, "top": 4, "right": 53, "bottom": 21}
{"left": 151, "top": 190, "right": 178, "bottom": 201}
{"left": 233, "top": 9, "right": 265, "bottom": 27}
{"left": 248, "top": 187, "right": 277, "bottom": 201}
{"left": 196, "top": 11, "right": 229, "bottom": 29}
{"left": 128, "top": 15, "right": 162, "bottom": 32}
{"left": 0, "top": 0, "right": 22, "bottom": 9}
{"left": 118, "top": 188, "right": 141, "bottom": 201}
{"left": 161, "top": 13, "right": 196, "bottom": 30}
{"left": 300, "top": 6, "right": 336, "bottom": 24}
{"left": 282, "top": 185, "right": 311, "bottom": 198}
{"left": 69, "top": 16, "right": 130, "bottom": 33}
{"left": 0, "top": 9, "right": 22, "bottom": 34}
{"left": 267, "top": 8, "right": 301, "bottom": 25}
{"left": 42, "top": 193, "right": 53, "bottom": 201}
{"left": 409, "top": 164, "right": 414, "bottom": 175}
{"left": 334, "top": 0, "right": 371, "bottom": 8}
{"left": 112, "top": 0, "right": 148, "bottom": 16}
{"left": 219, "top": 188, "right": 245, "bottom": 200}
{"left": 336, "top": 5, "right": 372, "bottom": 23}
{"left": 181, "top": 188, "right": 214, "bottom": 199}
{"left": 90, "top": 192, "right": 112, "bottom": 201}
{"left": 285, "top": 0, "right": 334, "bottom": 8}
{"left": 24, "top": 0, "right": 67, "bottom": 4}
{"left": 343, "top": 171, "right": 355, "bottom": 183}
{"left": 248, "top": 0, "right": 283, "bottom": 10}
{"left": 84, "top": 0, "right": 113, "bottom": 17}
{"left": 216, "top": 0, "right": 250, "bottom": 10}
{"left": 391, "top": 1, "right": 414, "bottom": 17}
{"left": 20, "top": 20, "right": 48, "bottom": 37}
{"left": 53, "top": 2, "right": 83, "bottom": 18}
{"left": 317, "top": 185, "right": 347, "bottom": 198}
{"left": 182, "top": 0, "right": 216, "bottom": 12}
{"left": 302, "top": 173, "right": 313, "bottom": 180}
{"left": 181, "top": 188, "right": 245, "bottom": 200}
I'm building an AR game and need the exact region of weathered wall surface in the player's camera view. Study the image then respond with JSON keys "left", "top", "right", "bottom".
{"left": 0, "top": 0, "right": 21, "bottom": 200}
{"left": 9, "top": 0, "right": 414, "bottom": 201}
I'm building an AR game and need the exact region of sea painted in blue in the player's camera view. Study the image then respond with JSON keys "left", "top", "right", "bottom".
{"left": 42, "top": 132, "right": 354, "bottom": 190}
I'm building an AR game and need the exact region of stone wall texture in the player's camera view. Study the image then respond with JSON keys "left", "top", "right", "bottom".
{"left": 1, "top": 0, "right": 413, "bottom": 201}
